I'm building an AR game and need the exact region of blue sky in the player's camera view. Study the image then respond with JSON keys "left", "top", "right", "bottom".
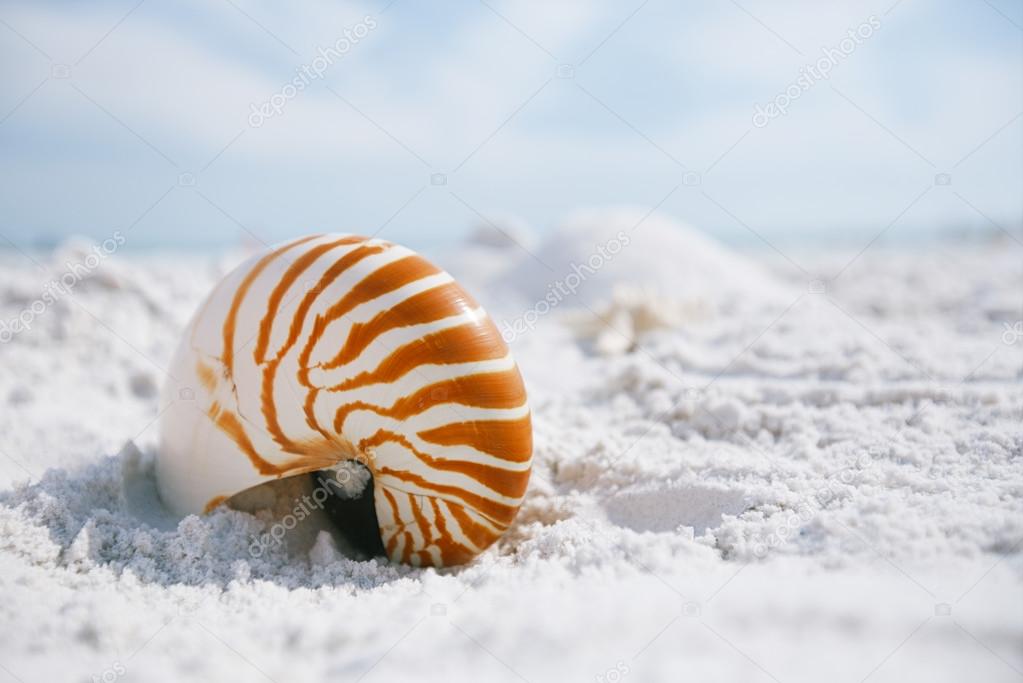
{"left": 0, "top": 0, "right": 1020, "bottom": 252}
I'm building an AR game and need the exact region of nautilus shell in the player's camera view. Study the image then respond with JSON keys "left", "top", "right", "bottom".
{"left": 156, "top": 234, "right": 532, "bottom": 567}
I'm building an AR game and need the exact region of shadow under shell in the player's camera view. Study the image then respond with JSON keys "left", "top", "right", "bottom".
{"left": 311, "top": 470, "right": 387, "bottom": 560}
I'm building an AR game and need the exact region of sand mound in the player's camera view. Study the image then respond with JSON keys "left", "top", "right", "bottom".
{"left": 502, "top": 208, "right": 790, "bottom": 310}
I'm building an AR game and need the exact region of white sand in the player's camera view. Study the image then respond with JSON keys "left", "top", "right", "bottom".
{"left": 0, "top": 216, "right": 1020, "bottom": 682}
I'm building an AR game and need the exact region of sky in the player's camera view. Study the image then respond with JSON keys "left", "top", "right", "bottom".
{"left": 0, "top": 0, "right": 1021, "bottom": 252}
